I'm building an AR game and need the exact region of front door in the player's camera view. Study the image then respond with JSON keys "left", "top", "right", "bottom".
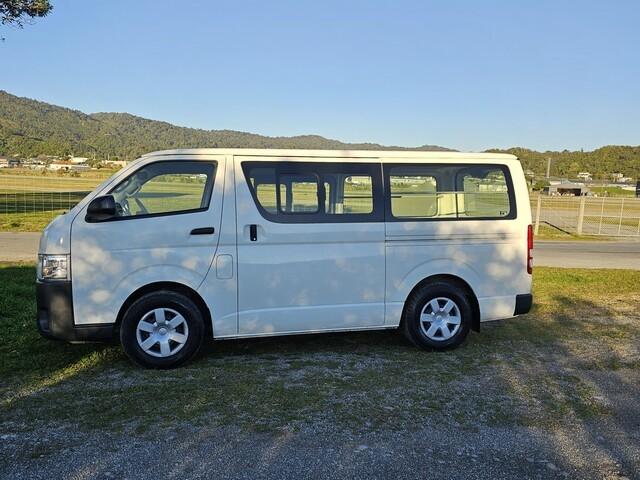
{"left": 71, "top": 155, "right": 225, "bottom": 325}
{"left": 235, "top": 157, "right": 385, "bottom": 335}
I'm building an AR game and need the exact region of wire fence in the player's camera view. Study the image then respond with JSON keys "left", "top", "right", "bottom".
{"left": 532, "top": 195, "right": 640, "bottom": 237}
{"left": 0, "top": 173, "right": 105, "bottom": 230}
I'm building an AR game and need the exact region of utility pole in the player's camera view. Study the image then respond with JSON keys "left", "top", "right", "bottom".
{"left": 546, "top": 158, "right": 551, "bottom": 179}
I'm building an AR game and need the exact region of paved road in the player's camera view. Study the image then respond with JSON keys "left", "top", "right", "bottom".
{"left": 1, "top": 232, "right": 639, "bottom": 269}
{"left": 0, "top": 232, "right": 40, "bottom": 262}
{"left": 535, "top": 240, "right": 640, "bottom": 270}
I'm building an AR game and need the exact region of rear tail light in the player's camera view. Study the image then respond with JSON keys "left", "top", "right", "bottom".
{"left": 527, "top": 224, "right": 533, "bottom": 274}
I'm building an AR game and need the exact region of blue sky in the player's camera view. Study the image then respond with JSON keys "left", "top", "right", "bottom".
{"left": 1, "top": 0, "right": 639, "bottom": 151}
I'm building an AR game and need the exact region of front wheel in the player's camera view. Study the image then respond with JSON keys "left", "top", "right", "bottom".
{"left": 120, "top": 291, "right": 205, "bottom": 369}
{"left": 401, "top": 282, "right": 472, "bottom": 350}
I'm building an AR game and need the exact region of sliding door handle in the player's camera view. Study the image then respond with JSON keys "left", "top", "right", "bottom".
{"left": 190, "top": 227, "right": 215, "bottom": 235}
{"left": 250, "top": 224, "right": 258, "bottom": 241}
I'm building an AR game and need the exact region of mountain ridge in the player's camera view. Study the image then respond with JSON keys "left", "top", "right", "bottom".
{"left": 1, "top": 90, "right": 639, "bottom": 179}
{"left": 0, "top": 90, "right": 452, "bottom": 160}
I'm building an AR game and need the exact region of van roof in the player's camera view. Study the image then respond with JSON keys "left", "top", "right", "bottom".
{"left": 141, "top": 148, "right": 518, "bottom": 161}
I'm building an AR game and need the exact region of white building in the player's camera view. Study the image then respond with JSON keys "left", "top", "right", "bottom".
{"left": 103, "top": 160, "right": 128, "bottom": 168}
{"left": 69, "top": 156, "right": 89, "bottom": 164}
{"left": 0, "top": 156, "right": 20, "bottom": 168}
{"left": 577, "top": 172, "right": 592, "bottom": 181}
{"left": 48, "top": 162, "right": 72, "bottom": 171}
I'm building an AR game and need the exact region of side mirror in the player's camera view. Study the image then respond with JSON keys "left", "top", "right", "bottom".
{"left": 85, "top": 195, "right": 117, "bottom": 222}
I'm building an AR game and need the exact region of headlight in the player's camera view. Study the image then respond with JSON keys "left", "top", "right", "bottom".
{"left": 37, "top": 254, "right": 70, "bottom": 281}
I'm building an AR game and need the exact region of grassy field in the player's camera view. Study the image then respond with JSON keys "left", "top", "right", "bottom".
{"left": 0, "top": 264, "right": 638, "bottom": 435}
{"left": 590, "top": 186, "right": 637, "bottom": 197}
{"left": 0, "top": 172, "right": 104, "bottom": 231}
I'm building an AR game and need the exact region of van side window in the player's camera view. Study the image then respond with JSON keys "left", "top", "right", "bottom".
{"left": 249, "top": 167, "right": 278, "bottom": 213}
{"left": 279, "top": 173, "right": 320, "bottom": 213}
{"left": 110, "top": 161, "right": 216, "bottom": 218}
{"left": 243, "top": 161, "right": 382, "bottom": 223}
{"left": 389, "top": 170, "right": 438, "bottom": 218}
{"left": 457, "top": 167, "right": 511, "bottom": 218}
{"left": 386, "top": 164, "right": 514, "bottom": 221}
{"left": 340, "top": 175, "right": 374, "bottom": 214}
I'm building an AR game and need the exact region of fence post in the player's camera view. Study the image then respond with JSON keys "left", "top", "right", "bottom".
{"left": 598, "top": 197, "right": 605, "bottom": 235}
{"left": 577, "top": 195, "right": 586, "bottom": 235}
{"left": 617, "top": 198, "right": 624, "bottom": 235}
{"left": 534, "top": 195, "right": 542, "bottom": 235}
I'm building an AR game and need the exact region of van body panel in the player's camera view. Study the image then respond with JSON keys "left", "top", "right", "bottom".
{"left": 384, "top": 233, "right": 530, "bottom": 322}
{"left": 233, "top": 156, "right": 386, "bottom": 335}
{"left": 478, "top": 295, "right": 518, "bottom": 321}
{"left": 69, "top": 155, "right": 226, "bottom": 325}
{"left": 384, "top": 159, "right": 531, "bottom": 323}
{"left": 197, "top": 155, "right": 239, "bottom": 337}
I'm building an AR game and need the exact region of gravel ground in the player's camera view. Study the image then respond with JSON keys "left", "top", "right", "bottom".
{"left": 2, "top": 367, "right": 639, "bottom": 480}
{"left": 1, "top": 416, "right": 638, "bottom": 480}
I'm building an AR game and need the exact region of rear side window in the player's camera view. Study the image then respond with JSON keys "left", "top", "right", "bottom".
{"left": 243, "top": 161, "right": 382, "bottom": 223}
{"left": 341, "top": 176, "right": 374, "bottom": 214}
{"left": 458, "top": 167, "right": 511, "bottom": 218}
{"left": 386, "top": 164, "right": 515, "bottom": 221}
{"left": 389, "top": 172, "right": 438, "bottom": 217}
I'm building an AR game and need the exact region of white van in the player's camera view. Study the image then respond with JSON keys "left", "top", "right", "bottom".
{"left": 37, "top": 149, "right": 533, "bottom": 368}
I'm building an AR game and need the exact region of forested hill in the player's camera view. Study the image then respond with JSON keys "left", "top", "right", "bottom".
{"left": 0, "top": 90, "right": 638, "bottom": 179}
{"left": 0, "top": 90, "right": 451, "bottom": 161}
{"left": 488, "top": 146, "right": 640, "bottom": 180}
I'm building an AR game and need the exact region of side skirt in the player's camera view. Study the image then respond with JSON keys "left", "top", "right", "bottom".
{"left": 214, "top": 324, "right": 398, "bottom": 340}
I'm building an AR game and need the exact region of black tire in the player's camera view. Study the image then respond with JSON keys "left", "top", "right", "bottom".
{"left": 120, "top": 290, "right": 205, "bottom": 369}
{"left": 401, "top": 281, "right": 472, "bottom": 350}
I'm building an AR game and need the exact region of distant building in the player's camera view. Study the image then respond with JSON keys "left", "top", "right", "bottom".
{"left": 71, "top": 164, "right": 91, "bottom": 172}
{"left": 576, "top": 172, "right": 592, "bottom": 181}
{"left": 103, "top": 160, "right": 128, "bottom": 168}
{"left": 0, "top": 156, "right": 21, "bottom": 168}
{"left": 48, "top": 162, "right": 72, "bottom": 171}
{"left": 611, "top": 172, "right": 634, "bottom": 183}
{"left": 69, "top": 156, "right": 89, "bottom": 164}
{"left": 543, "top": 182, "right": 591, "bottom": 196}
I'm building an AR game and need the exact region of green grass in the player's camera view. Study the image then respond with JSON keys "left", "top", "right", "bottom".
{"left": 0, "top": 210, "right": 69, "bottom": 232}
{"left": 590, "top": 186, "right": 637, "bottom": 197}
{"left": 1, "top": 264, "right": 638, "bottom": 434}
{"left": 533, "top": 223, "right": 620, "bottom": 241}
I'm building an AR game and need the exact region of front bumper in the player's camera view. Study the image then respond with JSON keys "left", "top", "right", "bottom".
{"left": 36, "top": 280, "right": 114, "bottom": 342}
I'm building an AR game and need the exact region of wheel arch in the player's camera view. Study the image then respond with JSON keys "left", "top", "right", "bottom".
{"left": 401, "top": 274, "right": 481, "bottom": 332}
{"left": 115, "top": 281, "right": 213, "bottom": 338}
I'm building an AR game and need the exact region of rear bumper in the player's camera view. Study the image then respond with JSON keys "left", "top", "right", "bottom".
{"left": 36, "top": 280, "right": 114, "bottom": 342}
{"left": 514, "top": 294, "right": 533, "bottom": 316}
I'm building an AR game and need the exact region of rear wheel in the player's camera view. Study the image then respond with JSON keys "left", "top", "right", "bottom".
{"left": 120, "top": 290, "right": 205, "bottom": 369}
{"left": 402, "top": 281, "right": 472, "bottom": 350}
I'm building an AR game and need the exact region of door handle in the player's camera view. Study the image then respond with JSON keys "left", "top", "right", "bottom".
{"left": 250, "top": 224, "right": 257, "bottom": 241}
{"left": 190, "top": 227, "right": 215, "bottom": 235}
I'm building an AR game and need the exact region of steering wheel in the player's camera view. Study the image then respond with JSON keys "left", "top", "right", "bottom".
{"left": 116, "top": 199, "right": 130, "bottom": 217}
